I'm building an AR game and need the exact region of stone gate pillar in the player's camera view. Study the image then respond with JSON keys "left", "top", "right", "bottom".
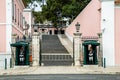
{"left": 32, "top": 32, "right": 40, "bottom": 66}
{"left": 73, "top": 33, "right": 82, "bottom": 66}
{"left": 11, "top": 35, "right": 17, "bottom": 67}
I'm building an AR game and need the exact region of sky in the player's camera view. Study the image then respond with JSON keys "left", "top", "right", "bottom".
{"left": 30, "top": 0, "right": 46, "bottom": 12}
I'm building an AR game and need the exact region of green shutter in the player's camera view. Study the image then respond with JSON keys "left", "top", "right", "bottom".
{"left": 84, "top": 45, "right": 87, "bottom": 65}
{"left": 26, "top": 46, "right": 29, "bottom": 65}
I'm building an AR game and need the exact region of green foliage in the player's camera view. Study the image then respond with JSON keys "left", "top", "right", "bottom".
{"left": 24, "top": 0, "right": 91, "bottom": 26}
{"left": 42, "top": 0, "right": 91, "bottom": 25}
{"left": 32, "top": 11, "right": 45, "bottom": 23}
{"left": 62, "top": 0, "right": 91, "bottom": 20}
{"left": 24, "top": 0, "right": 42, "bottom": 5}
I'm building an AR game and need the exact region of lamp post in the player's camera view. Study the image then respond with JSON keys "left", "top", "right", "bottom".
{"left": 73, "top": 22, "right": 82, "bottom": 66}
{"left": 75, "top": 22, "right": 80, "bottom": 32}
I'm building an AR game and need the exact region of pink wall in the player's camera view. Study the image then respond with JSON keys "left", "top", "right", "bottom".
{"left": 66, "top": 0, "right": 101, "bottom": 38}
{"left": 0, "top": 0, "right": 6, "bottom": 23}
{"left": 0, "top": 1, "right": 6, "bottom": 52}
{"left": 23, "top": 12, "right": 29, "bottom": 24}
{"left": 12, "top": 27, "right": 23, "bottom": 38}
{"left": 115, "top": 8, "right": 120, "bottom": 65}
{"left": 0, "top": 0, "right": 25, "bottom": 53}
{"left": 13, "top": 0, "right": 24, "bottom": 27}
{"left": 12, "top": 0, "right": 25, "bottom": 37}
{"left": 0, "top": 26, "right": 6, "bottom": 52}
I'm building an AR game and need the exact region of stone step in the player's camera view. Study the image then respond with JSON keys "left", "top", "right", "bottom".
{"left": 41, "top": 61, "right": 73, "bottom": 66}
{"left": 83, "top": 65, "right": 99, "bottom": 68}
{"left": 41, "top": 53, "right": 73, "bottom": 61}
{"left": 41, "top": 35, "right": 68, "bottom": 53}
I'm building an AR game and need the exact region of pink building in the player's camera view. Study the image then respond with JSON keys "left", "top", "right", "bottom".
{"left": 23, "top": 8, "right": 33, "bottom": 37}
{"left": 66, "top": 0, "right": 120, "bottom": 66}
{"left": 0, "top": 0, "right": 32, "bottom": 68}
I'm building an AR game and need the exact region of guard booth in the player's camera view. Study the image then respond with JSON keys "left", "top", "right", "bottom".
{"left": 82, "top": 40, "right": 100, "bottom": 65}
{"left": 10, "top": 41, "right": 30, "bottom": 65}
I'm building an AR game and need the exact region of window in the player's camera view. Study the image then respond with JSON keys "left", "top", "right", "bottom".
{"left": 20, "top": 13, "right": 23, "bottom": 29}
{"left": 12, "top": 0, "right": 14, "bottom": 20}
{"left": 15, "top": 4, "right": 16, "bottom": 22}
{"left": 18, "top": 9, "right": 19, "bottom": 25}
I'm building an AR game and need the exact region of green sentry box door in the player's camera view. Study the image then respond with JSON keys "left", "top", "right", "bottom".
{"left": 25, "top": 46, "right": 29, "bottom": 65}
{"left": 83, "top": 40, "right": 100, "bottom": 65}
{"left": 93, "top": 45, "right": 98, "bottom": 64}
{"left": 15, "top": 47, "right": 19, "bottom": 65}
{"left": 11, "top": 41, "right": 30, "bottom": 65}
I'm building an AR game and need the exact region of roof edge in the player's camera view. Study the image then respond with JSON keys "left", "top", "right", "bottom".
{"left": 22, "top": 0, "right": 27, "bottom": 7}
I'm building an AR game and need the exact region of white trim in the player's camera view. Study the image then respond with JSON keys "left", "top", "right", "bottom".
{"left": 65, "top": 32, "right": 73, "bottom": 43}
{"left": 29, "top": 12, "right": 32, "bottom": 33}
{"left": 0, "top": 23, "right": 7, "bottom": 25}
{"left": 0, "top": 23, "right": 12, "bottom": 25}
{"left": 101, "top": 0, "right": 115, "bottom": 66}
{"left": 24, "top": 8, "right": 32, "bottom": 12}
{"left": 0, "top": 22, "right": 24, "bottom": 36}
{"left": 0, "top": 53, "right": 11, "bottom": 55}
{"left": 6, "top": 0, "right": 12, "bottom": 54}
{"left": 100, "top": 0, "right": 114, "bottom": 2}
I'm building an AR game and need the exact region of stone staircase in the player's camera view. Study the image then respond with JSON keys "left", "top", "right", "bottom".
{"left": 40, "top": 35, "right": 73, "bottom": 66}
{"left": 41, "top": 35, "right": 69, "bottom": 53}
{"left": 41, "top": 53, "right": 73, "bottom": 66}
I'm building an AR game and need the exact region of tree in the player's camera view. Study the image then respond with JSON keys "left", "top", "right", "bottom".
{"left": 24, "top": 0, "right": 45, "bottom": 24}
{"left": 32, "top": 11, "right": 45, "bottom": 23}
{"left": 41, "top": 0, "right": 90, "bottom": 27}
{"left": 24, "top": 0, "right": 91, "bottom": 26}
{"left": 62, "top": 0, "right": 90, "bottom": 21}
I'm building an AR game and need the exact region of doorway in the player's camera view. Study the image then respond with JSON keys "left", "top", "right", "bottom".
{"left": 83, "top": 40, "right": 100, "bottom": 65}
{"left": 49, "top": 30, "right": 52, "bottom": 35}
{"left": 10, "top": 41, "right": 30, "bottom": 65}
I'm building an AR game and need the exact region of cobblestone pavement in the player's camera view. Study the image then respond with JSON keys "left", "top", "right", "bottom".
{"left": 0, "top": 66, "right": 120, "bottom": 75}
{"left": 0, "top": 74, "right": 120, "bottom": 80}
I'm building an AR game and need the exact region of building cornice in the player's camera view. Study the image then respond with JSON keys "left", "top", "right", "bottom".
{"left": 100, "top": 0, "right": 114, "bottom": 2}
{"left": 100, "top": 0, "right": 120, "bottom": 5}
{"left": 99, "top": 0, "right": 114, "bottom": 2}
{"left": 23, "top": 8, "right": 32, "bottom": 12}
